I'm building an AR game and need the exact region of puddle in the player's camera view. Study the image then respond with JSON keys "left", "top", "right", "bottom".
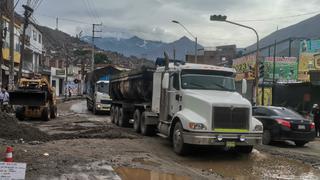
{"left": 183, "top": 149, "right": 320, "bottom": 179}
{"left": 132, "top": 157, "right": 162, "bottom": 167}
{"left": 115, "top": 167, "right": 191, "bottom": 180}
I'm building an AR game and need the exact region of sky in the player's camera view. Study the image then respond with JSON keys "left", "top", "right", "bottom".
{"left": 16, "top": 0, "right": 320, "bottom": 48}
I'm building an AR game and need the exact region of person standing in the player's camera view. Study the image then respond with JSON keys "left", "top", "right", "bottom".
{"left": 1, "top": 88, "right": 9, "bottom": 112}
{"left": 313, "top": 104, "right": 320, "bottom": 137}
{"left": 0, "top": 88, "right": 4, "bottom": 110}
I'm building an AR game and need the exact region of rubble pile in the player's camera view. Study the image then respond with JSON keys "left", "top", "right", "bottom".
{"left": 0, "top": 112, "right": 50, "bottom": 142}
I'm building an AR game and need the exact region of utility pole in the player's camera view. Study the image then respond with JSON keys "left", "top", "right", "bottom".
{"left": 91, "top": 23, "right": 102, "bottom": 72}
{"left": 0, "top": 0, "right": 4, "bottom": 88}
{"left": 8, "top": 0, "right": 14, "bottom": 90}
{"left": 56, "top": 17, "right": 58, "bottom": 30}
{"left": 17, "top": 4, "right": 33, "bottom": 86}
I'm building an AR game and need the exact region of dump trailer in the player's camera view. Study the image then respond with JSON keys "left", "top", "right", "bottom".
{"left": 110, "top": 61, "right": 263, "bottom": 155}
{"left": 9, "top": 78, "right": 57, "bottom": 121}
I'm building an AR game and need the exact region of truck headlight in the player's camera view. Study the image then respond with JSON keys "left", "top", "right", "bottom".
{"left": 97, "top": 104, "right": 101, "bottom": 108}
{"left": 189, "top": 123, "right": 207, "bottom": 130}
{"left": 253, "top": 124, "right": 263, "bottom": 132}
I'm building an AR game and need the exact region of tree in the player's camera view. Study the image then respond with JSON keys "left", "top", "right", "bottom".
{"left": 94, "top": 53, "right": 111, "bottom": 64}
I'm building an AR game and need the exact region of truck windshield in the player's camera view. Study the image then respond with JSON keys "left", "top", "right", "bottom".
{"left": 96, "top": 82, "right": 109, "bottom": 94}
{"left": 181, "top": 73, "right": 235, "bottom": 91}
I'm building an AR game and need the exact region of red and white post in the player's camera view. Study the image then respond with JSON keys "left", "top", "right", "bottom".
{"left": 5, "top": 146, "right": 13, "bottom": 162}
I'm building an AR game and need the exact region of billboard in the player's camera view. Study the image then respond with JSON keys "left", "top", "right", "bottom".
{"left": 258, "top": 87, "right": 272, "bottom": 106}
{"left": 299, "top": 40, "right": 320, "bottom": 81}
{"left": 263, "top": 57, "right": 298, "bottom": 82}
{"left": 232, "top": 54, "right": 256, "bottom": 81}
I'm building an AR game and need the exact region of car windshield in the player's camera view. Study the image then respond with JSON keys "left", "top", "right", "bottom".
{"left": 181, "top": 74, "right": 235, "bottom": 91}
{"left": 96, "top": 82, "right": 109, "bottom": 94}
{"left": 271, "top": 107, "right": 304, "bottom": 119}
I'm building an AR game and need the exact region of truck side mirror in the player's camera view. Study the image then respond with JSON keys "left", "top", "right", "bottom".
{"left": 242, "top": 79, "right": 247, "bottom": 95}
{"left": 162, "top": 73, "right": 169, "bottom": 89}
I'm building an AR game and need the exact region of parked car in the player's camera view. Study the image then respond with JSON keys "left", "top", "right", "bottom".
{"left": 253, "top": 106, "right": 316, "bottom": 147}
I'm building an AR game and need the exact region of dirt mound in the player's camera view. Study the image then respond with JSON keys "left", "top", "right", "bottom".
{"left": 0, "top": 112, "right": 51, "bottom": 142}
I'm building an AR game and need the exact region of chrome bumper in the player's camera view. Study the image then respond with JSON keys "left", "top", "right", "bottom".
{"left": 183, "top": 131, "right": 262, "bottom": 146}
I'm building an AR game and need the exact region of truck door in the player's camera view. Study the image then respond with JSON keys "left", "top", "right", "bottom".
{"left": 169, "top": 73, "right": 181, "bottom": 116}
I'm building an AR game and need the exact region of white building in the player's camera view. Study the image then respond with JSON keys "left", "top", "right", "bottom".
{"left": 23, "top": 22, "right": 43, "bottom": 74}
{"left": 50, "top": 67, "right": 65, "bottom": 97}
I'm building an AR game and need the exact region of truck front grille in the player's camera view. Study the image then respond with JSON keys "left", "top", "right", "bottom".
{"left": 100, "top": 100, "right": 112, "bottom": 104}
{"left": 213, "top": 107, "right": 249, "bottom": 130}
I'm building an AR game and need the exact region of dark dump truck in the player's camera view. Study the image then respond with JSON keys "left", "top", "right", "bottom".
{"left": 109, "top": 60, "right": 263, "bottom": 155}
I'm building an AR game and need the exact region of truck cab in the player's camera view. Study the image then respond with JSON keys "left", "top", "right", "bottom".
{"left": 153, "top": 63, "right": 263, "bottom": 154}
{"left": 87, "top": 80, "right": 111, "bottom": 114}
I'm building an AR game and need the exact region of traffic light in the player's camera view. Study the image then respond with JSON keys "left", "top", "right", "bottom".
{"left": 210, "top": 15, "right": 227, "bottom": 21}
{"left": 259, "top": 61, "right": 265, "bottom": 79}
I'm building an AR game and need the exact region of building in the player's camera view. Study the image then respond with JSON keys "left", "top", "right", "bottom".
{"left": 1, "top": 14, "right": 22, "bottom": 87}
{"left": 186, "top": 45, "right": 236, "bottom": 67}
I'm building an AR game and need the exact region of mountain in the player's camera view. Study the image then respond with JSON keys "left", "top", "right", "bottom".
{"left": 82, "top": 36, "right": 203, "bottom": 61}
{"left": 37, "top": 26, "right": 153, "bottom": 68}
{"left": 245, "top": 14, "right": 320, "bottom": 53}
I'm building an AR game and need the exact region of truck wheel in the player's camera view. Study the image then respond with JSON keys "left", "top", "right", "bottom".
{"left": 173, "top": 122, "right": 189, "bottom": 155}
{"left": 42, "top": 107, "right": 50, "bottom": 121}
{"left": 15, "top": 107, "right": 25, "bottom": 121}
{"left": 262, "top": 130, "right": 271, "bottom": 145}
{"left": 235, "top": 146, "right": 253, "bottom": 154}
{"left": 87, "top": 99, "right": 93, "bottom": 111}
{"left": 110, "top": 106, "right": 115, "bottom": 123}
{"left": 50, "top": 105, "right": 57, "bottom": 119}
{"left": 93, "top": 105, "right": 98, "bottom": 115}
{"left": 295, "top": 141, "right": 308, "bottom": 147}
{"left": 133, "top": 109, "right": 141, "bottom": 133}
{"left": 140, "top": 112, "right": 156, "bottom": 136}
{"left": 114, "top": 107, "right": 120, "bottom": 126}
{"left": 118, "top": 107, "right": 129, "bottom": 127}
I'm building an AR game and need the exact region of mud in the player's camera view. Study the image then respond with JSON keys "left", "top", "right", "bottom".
{"left": 0, "top": 111, "right": 51, "bottom": 142}
{"left": 115, "top": 167, "right": 191, "bottom": 180}
{"left": 5, "top": 100, "right": 320, "bottom": 180}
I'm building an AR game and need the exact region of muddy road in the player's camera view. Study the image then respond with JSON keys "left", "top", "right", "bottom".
{"left": 2, "top": 100, "right": 320, "bottom": 180}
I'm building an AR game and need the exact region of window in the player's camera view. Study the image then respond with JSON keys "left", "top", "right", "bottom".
{"left": 38, "top": 34, "right": 42, "bottom": 43}
{"left": 172, "top": 73, "right": 180, "bottom": 90}
{"left": 33, "top": 30, "right": 37, "bottom": 41}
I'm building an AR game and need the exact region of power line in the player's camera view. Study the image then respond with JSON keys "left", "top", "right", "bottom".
{"left": 233, "top": 11, "right": 320, "bottom": 22}
{"left": 82, "top": 0, "right": 97, "bottom": 23}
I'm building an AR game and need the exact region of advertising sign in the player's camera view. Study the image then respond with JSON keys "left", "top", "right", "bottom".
{"left": 263, "top": 57, "right": 298, "bottom": 82}
{"left": 0, "top": 162, "right": 27, "bottom": 180}
{"left": 299, "top": 39, "right": 320, "bottom": 81}
{"left": 258, "top": 87, "right": 272, "bottom": 106}
{"left": 232, "top": 54, "right": 256, "bottom": 81}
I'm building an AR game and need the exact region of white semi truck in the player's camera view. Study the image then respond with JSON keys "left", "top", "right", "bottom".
{"left": 110, "top": 61, "right": 263, "bottom": 155}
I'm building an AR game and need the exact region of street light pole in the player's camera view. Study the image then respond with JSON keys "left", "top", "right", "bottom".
{"left": 210, "top": 15, "right": 260, "bottom": 105}
{"left": 172, "top": 20, "right": 198, "bottom": 63}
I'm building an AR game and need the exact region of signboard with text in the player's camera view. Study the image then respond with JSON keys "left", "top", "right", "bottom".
{"left": 232, "top": 54, "right": 256, "bottom": 81}
{"left": 263, "top": 57, "right": 298, "bottom": 82}
{"left": 0, "top": 162, "right": 27, "bottom": 180}
{"left": 299, "top": 39, "right": 320, "bottom": 81}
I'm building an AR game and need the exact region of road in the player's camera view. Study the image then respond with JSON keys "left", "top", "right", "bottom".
{"left": 4, "top": 100, "right": 320, "bottom": 180}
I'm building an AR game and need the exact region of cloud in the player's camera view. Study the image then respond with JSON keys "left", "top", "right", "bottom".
{"left": 16, "top": 0, "right": 320, "bottom": 48}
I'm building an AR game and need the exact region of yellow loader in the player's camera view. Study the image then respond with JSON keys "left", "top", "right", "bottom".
{"left": 9, "top": 78, "right": 57, "bottom": 121}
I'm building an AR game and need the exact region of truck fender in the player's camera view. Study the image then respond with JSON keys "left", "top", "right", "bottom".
{"left": 251, "top": 116, "right": 263, "bottom": 132}
{"left": 170, "top": 109, "right": 207, "bottom": 138}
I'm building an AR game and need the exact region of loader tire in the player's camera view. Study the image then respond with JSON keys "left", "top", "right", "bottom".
{"left": 42, "top": 108, "right": 50, "bottom": 121}
{"left": 50, "top": 105, "right": 57, "bottom": 119}
{"left": 15, "top": 107, "right": 25, "bottom": 121}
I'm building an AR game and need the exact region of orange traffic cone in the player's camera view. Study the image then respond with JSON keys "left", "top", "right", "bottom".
{"left": 5, "top": 146, "right": 13, "bottom": 162}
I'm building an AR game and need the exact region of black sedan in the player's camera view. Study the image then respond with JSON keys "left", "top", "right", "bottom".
{"left": 253, "top": 106, "right": 316, "bottom": 147}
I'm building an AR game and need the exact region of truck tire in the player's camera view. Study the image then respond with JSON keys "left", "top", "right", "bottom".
{"left": 50, "top": 105, "right": 57, "bottom": 119}
{"left": 114, "top": 106, "right": 120, "bottom": 126}
{"left": 110, "top": 106, "right": 115, "bottom": 123}
{"left": 118, "top": 107, "right": 129, "bottom": 127}
{"left": 140, "top": 112, "right": 156, "bottom": 136}
{"left": 15, "top": 107, "right": 25, "bottom": 121}
{"left": 93, "top": 104, "right": 98, "bottom": 115}
{"left": 235, "top": 146, "right": 253, "bottom": 154}
{"left": 133, "top": 109, "right": 141, "bottom": 133}
{"left": 87, "top": 99, "right": 93, "bottom": 111}
{"left": 173, "top": 122, "right": 190, "bottom": 155}
{"left": 42, "top": 107, "right": 50, "bottom": 121}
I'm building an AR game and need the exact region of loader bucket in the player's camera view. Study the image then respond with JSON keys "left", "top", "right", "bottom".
{"left": 9, "top": 90, "right": 47, "bottom": 106}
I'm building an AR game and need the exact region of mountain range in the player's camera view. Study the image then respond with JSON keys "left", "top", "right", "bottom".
{"left": 82, "top": 36, "right": 203, "bottom": 61}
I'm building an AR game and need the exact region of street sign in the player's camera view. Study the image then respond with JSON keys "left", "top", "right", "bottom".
{"left": 0, "top": 162, "right": 27, "bottom": 180}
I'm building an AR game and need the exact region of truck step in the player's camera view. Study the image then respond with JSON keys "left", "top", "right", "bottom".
{"left": 157, "top": 133, "right": 169, "bottom": 138}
